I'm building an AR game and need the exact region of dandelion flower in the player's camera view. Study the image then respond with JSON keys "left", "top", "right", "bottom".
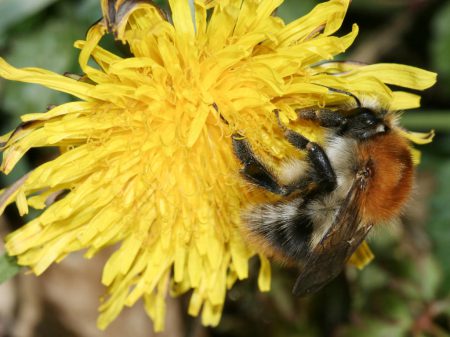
{"left": 0, "top": 0, "right": 436, "bottom": 331}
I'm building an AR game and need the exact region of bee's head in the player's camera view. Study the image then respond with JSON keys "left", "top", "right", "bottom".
{"left": 341, "top": 108, "right": 388, "bottom": 140}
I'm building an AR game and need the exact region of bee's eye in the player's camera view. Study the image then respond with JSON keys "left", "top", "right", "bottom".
{"left": 353, "top": 111, "right": 379, "bottom": 128}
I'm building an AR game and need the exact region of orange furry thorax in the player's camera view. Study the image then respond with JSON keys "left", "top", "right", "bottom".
{"left": 358, "top": 130, "right": 414, "bottom": 224}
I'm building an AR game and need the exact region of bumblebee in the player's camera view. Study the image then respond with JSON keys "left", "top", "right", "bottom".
{"left": 232, "top": 94, "right": 414, "bottom": 296}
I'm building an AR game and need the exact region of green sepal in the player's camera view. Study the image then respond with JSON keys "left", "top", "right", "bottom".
{"left": 0, "top": 253, "right": 21, "bottom": 284}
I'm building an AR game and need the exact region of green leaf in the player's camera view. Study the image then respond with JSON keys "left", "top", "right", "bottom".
{"left": 1, "top": 5, "right": 90, "bottom": 126}
{"left": 0, "top": 253, "right": 21, "bottom": 284}
{"left": 277, "top": 0, "right": 318, "bottom": 23}
{"left": 0, "top": 0, "right": 60, "bottom": 33}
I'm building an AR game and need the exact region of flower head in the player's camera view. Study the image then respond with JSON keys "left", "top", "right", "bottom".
{"left": 0, "top": 0, "right": 436, "bottom": 331}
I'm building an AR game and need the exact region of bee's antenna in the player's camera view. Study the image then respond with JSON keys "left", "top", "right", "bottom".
{"left": 312, "top": 84, "right": 362, "bottom": 108}
{"left": 327, "top": 87, "right": 362, "bottom": 108}
{"left": 274, "top": 109, "right": 287, "bottom": 131}
{"left": 212, "top": 102, "right": 230, "bottom": 125}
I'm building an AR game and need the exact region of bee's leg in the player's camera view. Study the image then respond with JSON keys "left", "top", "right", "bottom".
{"left": 296, "top": 108, "right": 347, "bottom": 129}
{"left": 232, "top": 134, "right": 290, "bottom": 195}
{"left": 282, "top": 129, "right": 337, "bottom": 193}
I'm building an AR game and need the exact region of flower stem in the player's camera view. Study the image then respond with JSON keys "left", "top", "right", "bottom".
{"left": 401, "top": 111, "right": 450, "bottom": 131}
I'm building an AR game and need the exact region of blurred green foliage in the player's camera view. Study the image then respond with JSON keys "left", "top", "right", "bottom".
{"left": 431, "top": 1, "right": 450, "bottom": 96}
{"left": 427, "top": 158, "right": 450, "bottom": 293}
{"left": 0, "top": 0, "right": 449, "bottom": 336}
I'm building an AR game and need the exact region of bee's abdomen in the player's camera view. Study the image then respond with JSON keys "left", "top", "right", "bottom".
{"left": 244, "top": 199, "right": 314, "bottom": 261}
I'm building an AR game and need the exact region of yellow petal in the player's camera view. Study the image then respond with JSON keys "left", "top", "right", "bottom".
{"left": 258, "top": 254, "right": 271, "bottom": 292}
{"left": 169, "top": 0, "right": 195, "bottom": 37}
{"left": 348, "top": 241, "right": 374, "bottom": 270}
{"left": 399, "top": 128, "right": 435, "bottom": 145}
{"left": 0, "top": 58, "right": 96, "bottom": 101}
{"left": 342, "top": 63, "right": 437, "bottom": 90}
{"left": 273, "top": 0, "right": 350, "bottom": 47}
{"left": 391, "top": 91, "right": 421, "bottom": 110}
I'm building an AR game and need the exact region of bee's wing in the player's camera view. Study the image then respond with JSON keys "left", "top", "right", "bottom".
{"left": 292, "top": 184, "right": 373, "bottom": 296}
